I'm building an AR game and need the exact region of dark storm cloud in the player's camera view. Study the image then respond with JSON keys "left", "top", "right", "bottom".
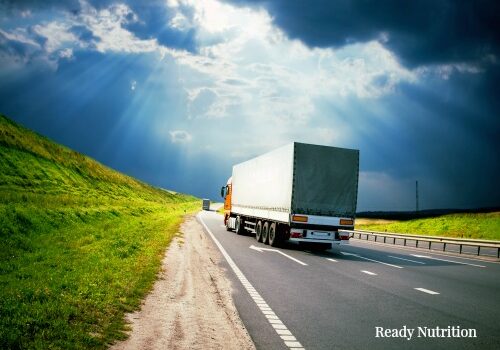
{"left": 226, "top": 0, "right": 500, "bottom": 67}
{"left": 358, "top": 64, "right": 500, "bottom": 208}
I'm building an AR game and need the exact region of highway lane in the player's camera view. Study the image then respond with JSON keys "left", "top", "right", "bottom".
{"left": 197, "top": 210, "right": 500, "bottom": 350}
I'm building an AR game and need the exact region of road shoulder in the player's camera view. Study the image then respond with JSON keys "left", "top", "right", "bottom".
{"left": 110, "top": 214, "right": 255, "bottom": 350}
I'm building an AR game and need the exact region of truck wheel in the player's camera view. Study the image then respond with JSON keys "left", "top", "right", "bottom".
{"left": 225, "top": 215, "right": 232, "bottom": 231}
{"left": 262, "top": 222, "right": 270, "bottom": 245}
{"left": 268, "top": 222, "right": 280, "bottom": 247}
{"left": 235, "top": 216, "right": 244, "bottom": 235}
{"left": 255, "top": 221, "right": 263, "bottom": 242}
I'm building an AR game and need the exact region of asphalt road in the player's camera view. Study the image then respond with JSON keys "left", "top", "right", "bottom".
{"left": 197, "top": 210, "right": 500, "bottom": 350}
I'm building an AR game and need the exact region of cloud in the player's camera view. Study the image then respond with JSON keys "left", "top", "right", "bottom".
{"left": 0, "top": 0, "right": 176, "bottom": 69}
{"left": 0, "top": 27, "right": 50, "bottom": 69}
{"left": 169, "top": 130, "right": 192, "bottom": 143}
{"left": 1, "top": 0, "right": 498, "bottom": 209}
{"left": 224, "top": 0, "right": 500, "bottom": 69}
{"left": 187, "top": 87, "right": 218, "bottom": 118}
{"left": 58, "top": 48, "right": 73, "bottom": 59}
{"left": 32, "top": 21, "right": 77, "bottom": 53}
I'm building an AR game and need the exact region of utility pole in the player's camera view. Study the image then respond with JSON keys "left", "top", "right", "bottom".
{"left": 416, "top": 180, "right": 419, "bottom": 212}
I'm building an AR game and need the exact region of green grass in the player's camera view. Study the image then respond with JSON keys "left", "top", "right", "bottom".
{"left": 355, "top": 212, "right": 500, "bottom": 241}
{"left": 0, "top": 114, "right": 199, "bottom": 349}
{"left": 217, "top": 205, "right": 225, "bottom": 215}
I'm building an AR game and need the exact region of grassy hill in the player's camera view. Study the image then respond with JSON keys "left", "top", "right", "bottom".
{"left": 0, "top": 114, "right": 199, "bottom": 349}
{"left": 356, "top": 212, "right": 500, "bottom": 241}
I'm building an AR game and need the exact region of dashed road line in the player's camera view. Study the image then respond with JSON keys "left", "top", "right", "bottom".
{"left": 341, "top": 251, "right": 403, "bottom": 269}
{"left": 361, "top": 270, "right": 377, "bottom": 276}
{"left": 388, "top": 255, "right": 426, "bottom": 264}
{"left": 411, "top": 254, "right": 486, "bottom": 268}
{"left": 250, "top": 245, "right": 308, "bottom": 266}
{"left": 326, "top": 258, "right": 338, "bottom": 262}
{"left": 198, "top": 215, "right": 305, "bottom": 350}
{"left": 415, "top": 288, "right": 440, "bottom": 295}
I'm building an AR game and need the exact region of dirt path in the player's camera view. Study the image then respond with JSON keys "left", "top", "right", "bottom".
{"left": 110, "top": 215, "right": 255, "bottom": 350}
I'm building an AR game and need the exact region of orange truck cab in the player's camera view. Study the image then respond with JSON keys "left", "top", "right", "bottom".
{"left": 221, "top": 177, "right": 232, "bottom": 226}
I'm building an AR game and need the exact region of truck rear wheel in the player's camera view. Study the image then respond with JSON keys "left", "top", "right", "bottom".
{"left": 255, "top": 221, "right": 263, "bottom": 242}
{"left": 268, "top": 222, "right": 280, "bottom": 247}
{"left": 262, "top": 222, "right": 270, "bottom": 245}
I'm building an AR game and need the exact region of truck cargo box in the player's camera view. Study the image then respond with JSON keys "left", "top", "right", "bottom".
{"left": 231, "top": 142, "right": 359, "bottom": 222}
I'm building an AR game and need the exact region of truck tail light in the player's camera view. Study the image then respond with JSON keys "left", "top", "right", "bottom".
{"left": 290, "top": 230, "right": 303, "bottom": 238}
{"left": 340, "top": 233, "right": 350, "bottom": 240}
{"left": 340, "top": 219, "right": 353, "bottom": 225}
{"left": 292, "top": 215, "right": 308, "bottom": 222}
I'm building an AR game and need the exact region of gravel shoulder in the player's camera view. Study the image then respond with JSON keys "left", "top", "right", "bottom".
{"left": 110, "top": 214, "right": 255, "bottom": 350}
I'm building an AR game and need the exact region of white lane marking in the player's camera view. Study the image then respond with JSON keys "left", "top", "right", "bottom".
{"left": 411, "top": 254, "right": 486, "bottom": 268}
{"left": 415, "top": 288, "right": 440, "bottom": 295}
{"left": 198, "top": 215, "right": 305, "bottom": 349}
{"left": 388, "top": 255, "right": 426, "bottom": 264}
{"left": 341, "top": 252, "right": 403, "bottom": 269}
{"left": 351, "top": 239, "right": 498, "bottom": 264}
{"left": 361, "top": 270, "right": 377, "bottom": 276}
{"left": 326, "top": 258, "right": 338, "bottom": 262}
{"left": 250, "top": 245, "right": 308, "bottom": 266}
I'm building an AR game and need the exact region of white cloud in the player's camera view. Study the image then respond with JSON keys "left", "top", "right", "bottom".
{"left": 130, "top": 80, "right": 137, "bottom": 91}
{"left": 20, "top": 10, "right": 32, "bottom": 18}
{"left": 33, "top": 21, "right": 77, "bottom": 53}
{"left": 168, "top": 0, "right": 416, "bottom": 131}
{"left": 169, "top": 130, "right": 193, "bottom": 143}
{"left": 417, "top": 63, "right": 483, "bottom": 80}
{"left": 169, "top": 12, "right": 192, "bottom": 31}
{"left": 59, "top": 48, "right": 73, "bottom": 59}
{"left": 78, "top": 1, "right": 163, "bottom": 55}
{"left": 0, "top": 28, "right": 40, "bottom": 48}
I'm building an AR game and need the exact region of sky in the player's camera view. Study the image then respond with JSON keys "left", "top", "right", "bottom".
{"left": 0, "top": 0, "right": 499, "bottom": 211}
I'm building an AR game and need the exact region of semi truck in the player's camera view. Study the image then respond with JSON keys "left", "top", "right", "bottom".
{"left": 221, "top": 142, "right": 359, "bottom": 249}
{"left": 202, "top": 199, "right": 210, "bottom": 211}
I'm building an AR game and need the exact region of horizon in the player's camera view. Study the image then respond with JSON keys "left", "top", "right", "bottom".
{"left": 1, "top": 0, "right": 499, "bottom": 211}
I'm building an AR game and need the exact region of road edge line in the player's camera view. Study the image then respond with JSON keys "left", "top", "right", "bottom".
{"left": 197, "top": 213, "right": 305, "bottom": 350}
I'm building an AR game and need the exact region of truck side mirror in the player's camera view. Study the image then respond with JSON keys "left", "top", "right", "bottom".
{"left": 220, "top": 186, "right": 225, "bottom": 198}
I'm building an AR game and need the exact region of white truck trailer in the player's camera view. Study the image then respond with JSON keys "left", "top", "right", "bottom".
{"left": 221, "top": 142, "right": 359, "bottom": 249}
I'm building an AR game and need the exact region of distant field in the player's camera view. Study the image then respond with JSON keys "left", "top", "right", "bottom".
{"left": 0, "top": 115, "right": 199, "bottom": 349}
{"left": 355, "top": 212, "right": 500, "bottom": 241}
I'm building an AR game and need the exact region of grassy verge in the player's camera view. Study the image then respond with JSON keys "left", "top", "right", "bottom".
{"left": 217, "top": 206, "right": 225, "bottom": 215}
{"left": 0, "top": 114, "right": 199, "bottom": 349}
{"left": 355, "top": 212, "right": 500, "bottom": 241}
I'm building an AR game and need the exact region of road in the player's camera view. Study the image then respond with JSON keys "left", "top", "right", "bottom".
{"left": 197, "top": 210, "right": 500, "bottom": 350}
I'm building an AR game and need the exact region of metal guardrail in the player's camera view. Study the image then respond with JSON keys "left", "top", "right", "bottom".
{"left": 340, "top": 229, "right": 500, "bottom": 259}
